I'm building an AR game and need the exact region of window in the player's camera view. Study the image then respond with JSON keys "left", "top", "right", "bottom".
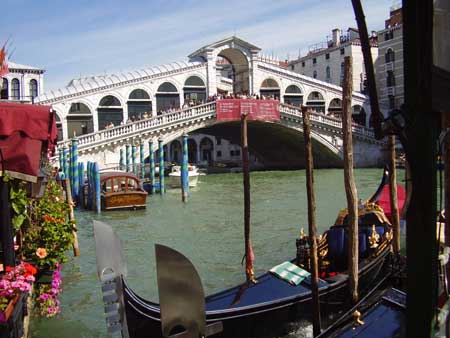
{"left": 29, "top": 79, "right": 38, "bottom": 100}
{"left": 235, "top": 149, "right": 240, "bottom": 156}
{"left": 340, "top": 48, "right": 345, "bottom": 55}
{"left": 313, "top": 70, "right": 317, "bottom": 79}
{"left": 340, "top": 62, "right": 345, "bottom": 85}
{"left": 384, "top": 30, "right": 394, "bottom": 41}
{"left": 290, "top": 65, "right": 295, "bottom": 71}
{"left": 1, "top": 78, "right": 8, "bottom": 99}
{"left": 11, "top": 78, "right": 20, "bottom": 100}
{"left": 302, "top": 61, "right": 305, "bottom": 67}
{"left": 216, "top": 137, "right": 221, "bottom": 145}
{"left": 325, "top": 53, "right": 330, "bottom": 60}
{"left": 385, "top": 49, "right": 395, "bottom": 63}
{"left": 387, "top": 71, "right": 395, "bottom": 87}
{"left": 230, "top": 150, "right": 234, "bottom": 156}
{"left": 216, "top": 151, "right": 222, "bottom": 157}
{"left": 326, "top": 66, "right": 331, "bottom": 80}
{"left": 313, "top": 58, "right": 317, "bottom": 64}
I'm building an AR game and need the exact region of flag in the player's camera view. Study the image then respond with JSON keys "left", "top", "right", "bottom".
{"left": 0, "top": 43, "right": 9, "bottom": 77}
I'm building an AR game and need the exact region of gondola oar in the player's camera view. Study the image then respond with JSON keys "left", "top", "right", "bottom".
{"left": 156, "top": 244, "right": 222, "bottom": 338}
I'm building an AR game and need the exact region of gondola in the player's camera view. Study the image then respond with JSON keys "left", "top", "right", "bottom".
{"left": 94, "top": 167, "right": 400, "bottom": 338}
{"left": 317, "top": 287, "right": 406, "bottom": 338}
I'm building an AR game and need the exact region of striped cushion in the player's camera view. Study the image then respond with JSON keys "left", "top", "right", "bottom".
{"left": 270, "top": 261, "right": 311, "bottom": 286}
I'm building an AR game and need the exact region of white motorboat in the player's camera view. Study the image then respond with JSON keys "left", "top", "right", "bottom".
{"left": 167, "top": 165, "right": 201, "bottom": 188}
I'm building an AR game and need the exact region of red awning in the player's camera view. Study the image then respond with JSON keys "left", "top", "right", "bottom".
{"left": 0, "top": 102, "right": 56, "bottom": 182}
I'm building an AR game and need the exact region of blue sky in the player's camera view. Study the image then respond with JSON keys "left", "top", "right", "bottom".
{"left": 1, "top": 0, "right": 396, "bottom": 92}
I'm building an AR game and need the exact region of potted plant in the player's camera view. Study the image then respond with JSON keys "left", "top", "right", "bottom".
{"left": 20, "top": 181, "right": 74, "bottom": 274}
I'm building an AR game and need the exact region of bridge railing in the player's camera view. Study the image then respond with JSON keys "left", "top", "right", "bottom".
{"left": 279, "top": 103, "right": 376, "bottom": 140}
{"left": 57, "top": 101, "right": 217, "bottom": 150}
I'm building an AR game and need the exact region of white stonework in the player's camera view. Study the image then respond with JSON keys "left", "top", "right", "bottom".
{"left": 0, "top": 62, "right": 45, "bottom": 103}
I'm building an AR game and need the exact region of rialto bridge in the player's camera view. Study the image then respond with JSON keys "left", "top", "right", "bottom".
{"left": 36, "top": 36, "right": 385, "bottom": 168}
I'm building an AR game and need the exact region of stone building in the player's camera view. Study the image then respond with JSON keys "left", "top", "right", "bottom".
{"left": 0, "top": 62, "right": 45, "bottom": 103}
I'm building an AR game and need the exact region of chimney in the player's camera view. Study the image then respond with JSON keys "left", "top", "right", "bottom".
{"left": 332, "top": 28, "right": 341, "bottom": 47}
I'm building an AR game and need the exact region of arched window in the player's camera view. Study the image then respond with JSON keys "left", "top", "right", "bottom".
{"left": 199, "top": 137, "right": 214, "bottom": 163}
{"left": 55, "top": 113, "right": 63, "bottom": 141}
{"left": 183, "top": 76, "right": 206, "bottom": 104}
{"left": 326, "top": 66, "right": 331, "bottom": 81}
{"left": 385, "top": 48, "right": 395, "bottom": 63}
{"left": 98, "top": 95, "right": 123, "bottom": 130}
{"left": 0, "top": 78, "right": 8, "bottom": 100}
{"left": 313, "top": 70, "right": 317, "bottom": 79}
{"left": 67, "top": 102, "right": 94, "bottom": 137}
{"left": 260, "top": 78, "right": 280, "bottom": 99}
{"left": 306, "top": 91, "right": 325, "bottom": 113}
{"left": 11, "top": 78, "right": 20, "bottom": 100}
{"left": 29, "top": 79, "right": 38, "bottom": 100}
{"left": 387, "top": 71, "right": 396, "bottom": 87}
{"left": 128, "top": 89, "right": 151, "bottom": 120}
{"left": 328, "top": 98, "right": 342, "bottom": 116}
{"left": 156, "top": 82, "right": 180, "bottom": 113}
{"left": 283, "top": 85, "right": 303, "bottom": 106}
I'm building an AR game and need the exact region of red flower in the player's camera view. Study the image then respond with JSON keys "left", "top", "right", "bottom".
{"left": 23, "top": 263, "right": 37, "bottom": 276}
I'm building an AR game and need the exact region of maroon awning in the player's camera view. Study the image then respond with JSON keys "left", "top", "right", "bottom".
{"left": 0, "top": 102, "right": 56, "bottom": 182}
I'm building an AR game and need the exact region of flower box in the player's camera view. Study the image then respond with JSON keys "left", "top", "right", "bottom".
{"left": 0, "top": 293, "right": 28, "bottom": 338}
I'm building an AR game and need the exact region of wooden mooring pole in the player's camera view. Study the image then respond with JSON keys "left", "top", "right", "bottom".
{"left": 241, "top": 113, "right": 256, "bottom": 284}
{"left": 301, "top": 105, "right": 321, "bottom": 336}
{"left": 64, "top": 178, "right": 80, "bottom": 257}
{"left": 388, "top": 135, "right": 401, "bottom": 254}
{"left": 342, "top": 56, "right": 359, "bottom": 304}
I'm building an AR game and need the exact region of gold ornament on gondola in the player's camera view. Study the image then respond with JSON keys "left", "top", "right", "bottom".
{"left": 368, "top": 224, "right": 380, "bottom": 248}
{"left": 353, "top": 310, "right": 365, "bottom": 326}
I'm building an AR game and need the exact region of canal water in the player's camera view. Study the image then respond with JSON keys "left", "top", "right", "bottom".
{"left": 29, "top": 168, "right": 403, "bottom": 338}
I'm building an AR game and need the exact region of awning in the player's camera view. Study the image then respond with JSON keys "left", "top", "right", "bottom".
{"left": 0, "top": 102, "right": 57, "bottom": 182}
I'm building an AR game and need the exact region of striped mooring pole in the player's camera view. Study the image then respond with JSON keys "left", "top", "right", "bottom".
{"left": 63, "top": 147, "right": 69, "bottom": 182}
{"left": 181, "top": 133, "right": 189, "bottom": 202}
{"left": 71, "top": 138, "right": 79, "bottom": 202}
{"left": 78, "top": 162, "right": 85, "bottom": 208}
{"left": 140, "top": 142, "right": 145, "bottom": 179}
{"left": 159, "top": 138, "right": 165, "bottom": 194}
{"left": 119, "top": 148, "right": 124, "bottom": 171}
{"left": 132, "top": 145, "right": 137, "bottom": 175}
{"left": 149, "top": 141, "right": 156, "bottom": 194}
{"left": 58, "top": 149, "right": 64, "bottom": 172}
{"left": 94, "top": 162, "right": 101, "bottom": 214}
{"left": 126, "top": 145, "right": 131, "bottom": 173}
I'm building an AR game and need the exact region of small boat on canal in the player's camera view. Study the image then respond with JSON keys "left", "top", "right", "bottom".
{"left": 100, "top": 171, "right": 148, "bottom": 210}
{"left": 167, "top": 165, "right": 201, "bottom": 188}
{"left": 94, "top": 168, "right": 401, "bottom": 338}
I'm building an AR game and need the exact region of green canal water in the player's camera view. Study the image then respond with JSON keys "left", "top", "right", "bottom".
{"left": 29, "top": 168, "right": 404, "bottom": 338}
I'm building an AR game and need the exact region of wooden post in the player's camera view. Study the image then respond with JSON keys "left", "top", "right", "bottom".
{"left": 241, "top": 113, "right": 255, "bottom": 284}
{"left": 388, "top": 135, "right": 401, "bottom": 253}
{"left": 350, "top": 0, "right": 383, "bottom": 139}
{"left": 301, "top": 106, "right": 321, "bottom": 336}
{"left": 0, "top": 177, "right": 15, "bottom": 267}
{"left": 403, "top": 1, "right": 438, "bottom": 336}
{"left": 64, "top": 178, "right": 80, "bottom": 257}
{"left": 342, "top": 56, "right": 359, "bottom": 304}
{"left": 442, "top": 113, "right": 450, "bottom": 286}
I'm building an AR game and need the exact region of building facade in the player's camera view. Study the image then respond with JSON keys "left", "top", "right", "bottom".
{"left": 0, "top": 62, "right": 45, "bottom": 103}
{"left": 288, "top": 28, "right": 378, "bottom": 97}
{"left": 376, "top": 5, "right": 404, "bottom": 111}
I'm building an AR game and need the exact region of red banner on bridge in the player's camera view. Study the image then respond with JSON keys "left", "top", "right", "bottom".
{"left": 216, "top": 99, "right": 280, "bottom": 121}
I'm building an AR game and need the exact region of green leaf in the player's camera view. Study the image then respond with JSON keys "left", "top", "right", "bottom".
{"left": 12, "top": 214, "right": 26, "bottom": 229}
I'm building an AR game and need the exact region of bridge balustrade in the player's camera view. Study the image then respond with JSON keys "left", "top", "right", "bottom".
{"left": 54, "top": 101, "right": 377, "bottom": 159}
